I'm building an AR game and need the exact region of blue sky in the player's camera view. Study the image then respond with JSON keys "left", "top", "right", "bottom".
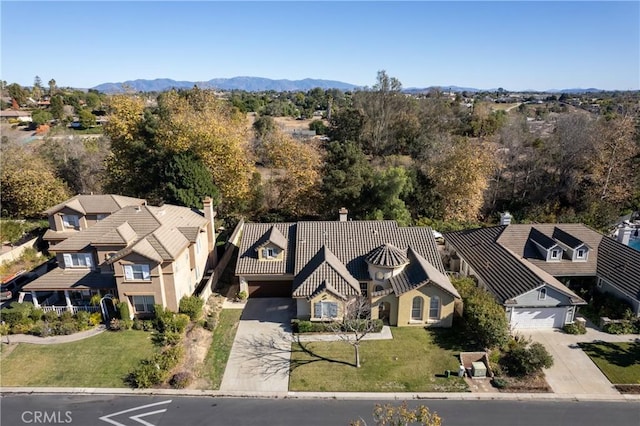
{"left": 1, "top": 1, "right": 638, "bottom": 91}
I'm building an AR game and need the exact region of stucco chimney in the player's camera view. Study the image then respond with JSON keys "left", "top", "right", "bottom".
{"left": 339, "top": 207, "right": 348, "bottom": 222}
{"left": 203, "top": 197, "right": 216, "bottom": 252}
{"left": 500, "top": 211, "right": 512, "bottom": 226}
{"left": 617, "top": 225, "right": 632, "bottom": 246}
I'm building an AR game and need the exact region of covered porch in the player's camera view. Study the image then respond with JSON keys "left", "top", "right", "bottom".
{"left": 20, "top": 267, "right": 117, "bottom": 318}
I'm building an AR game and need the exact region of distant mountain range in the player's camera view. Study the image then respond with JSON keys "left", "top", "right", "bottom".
{"left": 92, "top": 77, "right": 360, "bottom": 93}
{"left": 91, "top": 77, "right": 608, "bottom": 94}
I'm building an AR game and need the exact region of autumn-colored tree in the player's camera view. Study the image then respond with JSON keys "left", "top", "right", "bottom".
{"left": 1, "top": 145, "right": 70, "bottom": 218}
{"left": 431, "top": 138, "right": 495, "bottom": 221}
{"left": 351, "top": 401, "right": 442, "bottom": 426}
{"left": 261, "top": 129, "right": 321, "bottom": 215}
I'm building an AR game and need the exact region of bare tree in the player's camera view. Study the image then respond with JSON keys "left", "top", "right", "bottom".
{"left": 327, "top": 296, "right": 380, "bottom": 368}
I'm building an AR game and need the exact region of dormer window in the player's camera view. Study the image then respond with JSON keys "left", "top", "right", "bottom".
{"left": 62, "top": 214, "right": 79, "bottom": 228}
{"left": 96, "top": 214, "right": 107, "bottom": 221}
{"left": 262, "top": 247, "right": 277, "bottom": 259}
{"left": 539, "top": 288, "right": 547, "bottom": 300}
{"left": 550, "top": 249, "right": 560, "bottom": 260}
{"left": 576, "top": 248, "right": 586, "bottom": 259}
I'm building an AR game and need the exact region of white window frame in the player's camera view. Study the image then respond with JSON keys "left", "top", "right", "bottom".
{"left": 550, "top": 249, "right": 560, "bottom": 260}
{"left": 313, "top": 301, "right": 338, "bottom": 319}
{"left": 63, "top": 253, "right": 93, "bottom": 268}
{"left": 411, "top": 296, "right": 423, "bottom": 321}
{"left": 429, "top": 296, "right": 440, "bottom": 320}
{"left": 62, "top": 214, "right": 79, "bottom": 228}
{"left": 576, "top": 248, "right": 586, "bottom": 259}
{"left": 123, "top": 264, "right": 151, "bottom": 281}
{"left": 262, "top": 247, "right": 276, "bottom": 259}
{"left": 539, "top": 288, "right": 547, "bottom": 300}
{"left": 130, "top": 295, "right": 155, "bottom": 314}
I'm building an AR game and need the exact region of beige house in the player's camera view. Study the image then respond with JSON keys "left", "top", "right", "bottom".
{"left": 24, "top": 195, "right": 217, "bottom": 317}
{"left": 236, "top": 212, "right": 460, "bottom": 327}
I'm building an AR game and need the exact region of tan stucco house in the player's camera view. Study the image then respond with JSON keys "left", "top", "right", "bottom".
{"left": 24, "top": 194, "right": 217, "bottom": 317}
{"left": 235, "top": 211, "right": 460, "bottom": 327}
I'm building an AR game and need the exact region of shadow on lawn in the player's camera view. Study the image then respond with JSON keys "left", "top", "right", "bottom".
{"left": 236, "top": 332, "right": 354, "bottom": 379}
{"left": 429, "top": 326, "right": 483, "bottom": 353}
{"left": 579, "top": 340, "right": 640, "bottom": 368}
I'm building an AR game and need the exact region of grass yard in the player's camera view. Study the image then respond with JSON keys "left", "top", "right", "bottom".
{"left": 0, "top": 330, "right": 155, "bottom": 387}
{"left": 289, "top": 327, "right": 470, "bottom": 392}
{"left": 579, "top": 342, "right": 640, "bottom": 384}
{"left": 203, "top": 309, "right": 242, "bottom": 389}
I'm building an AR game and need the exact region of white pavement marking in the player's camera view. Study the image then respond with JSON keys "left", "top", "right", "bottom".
{"left": 98, "top": 400, "right": 172, "bottom": 426}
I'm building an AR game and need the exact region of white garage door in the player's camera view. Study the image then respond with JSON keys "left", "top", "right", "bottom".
{"left": 511, "top": 307, "right": 568, "bottom": 329}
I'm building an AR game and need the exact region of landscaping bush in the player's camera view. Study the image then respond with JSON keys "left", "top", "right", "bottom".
{"left": 602, "top": 320, "right": 637, "bottom": 335}
{"left": 11, "top": 319, "right": 33, "bottom": 334}
{"left": 169, "top": 371, "right": 191, "bottom": 389}
{"left": 132, "top": 319, "right": 144, "bottom": 330}
{"left": 127, "top": 361, "right": 165, "bottom": 388}
{"left": 109, "top": 318, "right": 122, "bottom": 331}
{"left": 55, "top": 320, "right": 79, "bottom": 335}
{"left": 29, "top": 308, "right": 44, "bottom": 322}
{"left": 563, "top": 322, "right": 586, "bottom": 335}
{"left": 292, "top": 319, "right": 384, "bottom": 334}
{"left": 1, "top": 302, "right": 34, "bottom": 327}
{"left": 491, "top": 377, "right": 508, "bottom": 389}
{"left": 30, "top": 320, "right": 54, "bottom": 337}
{"left": 121, "top": 319, "right": 133, "bottom": 330}
{"left": 117, "top": 302, "right": 131, "bottom": 320}
{"left": 179, "top": 295, "right": 204, "bottom": 321}
{"left": 499, "top": 338, "right": 553, "bottom": 377}
{"left": 0, "top": 323, "right": 10, "bottom": 335}
{"left": 153, "top": 331, "right": 182, "bottom": 346}
{"left": 43, "top": 310, "right": 59, "bottom": 323}
{"left": 89, "top": 312, "right": 103, "bottom": 326}
{"left": 159, "top": 345, "right": 184, "bottom": 370}
{"left": 75, "top": 311, "right": 91, "bottom": 330}
{"left": 590, "top": 291, "right": 634, "bottom": 320}
{"left": 154, "top": 305, "right": 190, "bottom": 333}
{"left": 236, "top": 290, "right": 248, "bottom": 301}
{"left": 60, "top": 310, "right": 73, "bottom": 322}
{"left": 142, "top": 320, "right": 155, "bottom": 331}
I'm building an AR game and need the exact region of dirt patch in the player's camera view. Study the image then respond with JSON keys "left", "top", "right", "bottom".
{"left": 464, "top": 377, "right": 495, "bottom": 393}
{"left": 616, "top": 384, "right": 640, "bottom": 394}
{"left": 496, "top": 373, "right": 552, "bottom": 393}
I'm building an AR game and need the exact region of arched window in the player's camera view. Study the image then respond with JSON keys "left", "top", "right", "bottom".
{"left": 539, "top": 288, "right": 547, "bottom": 300}
{"left": 374, "top": 285, "right": 384, "bottom": 292}
{"left": 411, "top": 296, "right": 423, "bottom": 320}
{"left": 429, "top": 296, "right": 440, "bottom": 320}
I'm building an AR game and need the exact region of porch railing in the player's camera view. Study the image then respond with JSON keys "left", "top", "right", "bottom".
{"left": 40, "top": 305, "right": 101, "bottom": 316}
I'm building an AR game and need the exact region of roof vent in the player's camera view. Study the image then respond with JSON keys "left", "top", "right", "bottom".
{"left": 500, "top": 212, "right": 512, "bottom": 226}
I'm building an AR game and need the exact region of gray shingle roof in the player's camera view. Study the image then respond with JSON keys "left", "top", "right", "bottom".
{"left": 529, "top": 228, "right": 557, "bottom": 250}
{"left": 445, "top": 226, "right": 583, "bottom": 304}
{"left": 235, "top": 223, "right": 296, "bottom": 276}
{"left": 365, "top": 243, "right": 409, "bottom": 267}
{"left": 292, "top": 246, "right": 361, "bottom": 298}
{"left": 597, "top": 236, "right": 640, "bottom": 301}
{"left": 23, "top": 268, "right": 116, "bottom": 291}
{"left": 552, "top": 227, "right": 585, "bottom": 249}
{"left": 43, "top": 194, "right": 145, "bottom": 216}
{"left": 388, "top": 247, "right": 460, "bottom": 298}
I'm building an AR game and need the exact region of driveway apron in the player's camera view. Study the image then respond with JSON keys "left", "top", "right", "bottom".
{"left": 528, "top": 329, "right": 633, "bottom": 395}
{"left": 220, "top": 298, "right": 294, "bottom": 392}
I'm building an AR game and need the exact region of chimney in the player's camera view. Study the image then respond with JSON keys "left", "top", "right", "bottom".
{"left": 339, "top": 207, "right": 348, "bottom": 222}
{"left": 617, "top": 225, "right": 632, "bottom": 246}
{"left": 500, "top": 212, "right": 512, "bottom": 226}
{"left": 203, "top": 197, "right": 216, "bottom": 252}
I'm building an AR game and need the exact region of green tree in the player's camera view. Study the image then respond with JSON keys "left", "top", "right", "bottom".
{"left": 49, "top": 95, "right": 64, "bottom": 120}
{"left": 32, "top": 76, "right": 43, "bottom": 101}
{"left": 78, "top": 109, "right": 96, "bottom": 129}
{"left": 163, "top": 152, "right": 220, "bottom": 209}
{"left": 31, "top": 110, "right": 53, "bottom": 126}
{"left": 7, "top": 83, "right": 27, "bottom": 106}
{"left": 327, "top": 107, "right": 365, "bottom": 144}
{"left": 48, "top": 79, "right": 57, "bottom": 96}
{"left": 309, "top": 119, "right": 327, "bottom": 135}
{"left": 365, "top": 166, "right": 413, "bottom": 226}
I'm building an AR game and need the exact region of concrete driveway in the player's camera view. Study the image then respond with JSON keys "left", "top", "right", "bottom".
{"left": 220, "top": 298, "right": 295, "bottom": 392}
{"left": 528, "top": 328, "right": 637, "bottom": 395}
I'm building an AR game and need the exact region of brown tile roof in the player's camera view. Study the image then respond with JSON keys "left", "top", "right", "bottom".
{"left": 235, "top": 223, "right": 296, "bottom": 276}
{"left": 388, "top": 247, "right": 460, "bottom": 298}
{"left": 292, "top": 246, "right": 361, "bottom": 298}
{"left": 43, "top": 230, "right": 78, "bottom": 241}
{"left": 43, "top": 194, "right": 145, "bottom": 216}
{"left": 597, "top": 236, "right": 640, "bottom": 302}
{"left": 365, "top": 243, "right": 409, "bottom": 267}
{"left": 23, "top": 268, "right": 116, "bottom": 291}
{"left": 257, "top": 226, "right": 288, "bottom": 250}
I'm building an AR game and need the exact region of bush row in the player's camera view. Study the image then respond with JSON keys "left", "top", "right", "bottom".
{"left": 0, "top": 302, "right": 102, "bottom": 336}
{"left": 292, "top": 319, "right": 383, "bottom": 334}
{"left": 602, "top": 319, "right": 640, "bottom": 335}
{"left": 563, "top": 322, "right": 587, "bottom": 335}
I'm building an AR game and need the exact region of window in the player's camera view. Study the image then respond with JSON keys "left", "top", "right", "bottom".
{"left": 374, "top": 285, "right": 384, "bottom": 292}
{"left": 123, "top": 264, "right": 151, "bottom": 281}
{"left": 63, "top": 253, "right": 93, "bottom": 268}
{"left": 429, "top": 296, "right": 440, "bottom": 320}
{"left": 62, "top": 214, "right": 79, "bottom": 228}
{"left": 539, "top": 288, "right": 547, "bottom": 300}
{"left": 550, "top": 249, "right": 560, "bottom": 260}
{"left": 262, "top": 248, "right": 276, "bottom": 259}
{"left": 96, "top": 214, "right": 107, "bottom": 221}
{"left": 130, "top": 295, "right": 155, "bottom": 314}
{"left": 313, "top": 301, "right": 338, "bottom": 319}
{"left": 411, "top": 296, "right": 423, "bottom": 321}
{"left": 375, "top": 271, "right": 384, "bottom": 280}
{"left": 196, "top": 237, "right": 202, "bottom": 254}
{"left": 576, "top": 249, "right": 586, "bottom": 259}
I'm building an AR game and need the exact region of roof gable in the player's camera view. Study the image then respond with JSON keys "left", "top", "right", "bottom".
{"left": 256, "top": 226, "right": 288, "bottom": 250}
{"left": 365, "top": 243, "right": 409, "bottom": 267}
{"left": 552, "top": 227, "right": 585, "bottom": 250}
{"left": 292, "top": 246, "right": 360, "bottom": 298}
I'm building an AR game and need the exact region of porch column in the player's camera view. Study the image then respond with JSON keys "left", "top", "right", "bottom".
{"left": 64, "top": 290, "right": 73, "bottom": 312}
{"left": 31, "top": 291, "right": 40, "bottom": 308}
{"left": 239, "top": 276, "right": 248, "bottom": 293}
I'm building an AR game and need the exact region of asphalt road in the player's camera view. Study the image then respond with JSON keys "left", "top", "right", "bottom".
{"left": 1, "top": 395, "right": 639, "bottom": 426}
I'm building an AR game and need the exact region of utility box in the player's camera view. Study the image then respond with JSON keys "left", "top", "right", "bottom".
{"left": 471, "top": 362, "right": 487, "bottom": 378}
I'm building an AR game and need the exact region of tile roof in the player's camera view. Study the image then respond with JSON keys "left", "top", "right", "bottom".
{"left": 445, "top": 226, "right": 583, "bottom": 304}
{"left": 292, "top": 246, "right": 361, "bottom": 298}
{"left": 597, "top": 236, "right": 640, "bottom": 302}
{"left": 235, "top": 223, "right": 296, "bottom": 276}
{"left": 365, "top": 243, "right": 409, "bottom": 267}
{"left": 23, "top": 268, "right": 116, "bottom": 291}
{"left": 258, "top": 226, "right": 288, "bottom": 250}
{"left": 43, "top": 194, "right": 145, "bottom": 215}
{"left": 388, "top": 247, "right": 460, "bottom": 298}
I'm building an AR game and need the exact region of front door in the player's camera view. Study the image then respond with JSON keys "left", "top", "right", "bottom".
{"left": 379, "top": 302, "right": 391, "bottom": 324}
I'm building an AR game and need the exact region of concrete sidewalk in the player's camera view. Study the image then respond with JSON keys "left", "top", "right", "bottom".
{"left": 1, "top": 325, "right": 106, "bottom": 345}
{"left": 296, "top": 326, "right": 393, "bottom": 342}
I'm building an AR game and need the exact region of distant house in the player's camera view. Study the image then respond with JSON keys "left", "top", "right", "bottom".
{"left": 0, "top": 110, "right": 32, "bottom": 122}
{"left": 24, "top": 195, "right": 218, "bottom": 318}
{"left": 444, "top": 213, "right": 640, "bottom": 330}
{"left": 236, "top": 210, "right": 460, "bottom": 327}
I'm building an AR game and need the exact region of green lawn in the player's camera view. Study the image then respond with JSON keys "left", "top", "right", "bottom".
{"left": 579, "top": 342, "right": 640, "bottom": 384}
{"left": 203, "top": 309, "right": 242, "bottom": 389}
{"left": 289, "top": 327, "right": 470, "bottom": 392}
{"left": 0, "top": 330, "right": 155, "bottom": 387}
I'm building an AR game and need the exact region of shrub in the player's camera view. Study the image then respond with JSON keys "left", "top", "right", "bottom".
{"left": 491, "top": 377, "right": 508, "bottom": 389}
{"left": 44, "top": 310, "right": 59, "bottom": 323}
{"left": 29, "top": 308, "right": 44, "bottom": 322}
{"left": 89, "top": 312, "right": 103, "bottom": 326}
{"left": 591, "top": 291, "right": 634, "bottom": 320}
{"left": 500, "top": 339, "right": 554, "bottom": 377}
{"left": 169, "top": 371, "right": 191, "bottom": 389}
{"left": 179, "top": 295, "right": 204, "bottom": 321}
{"left": 236, "top": 291, "right": 248, "bottom": 301}
{"left": 159, "top": 345, "right": 184, "bottom": 370}
{"left": 142, "top": 320, "right": 155, "bottom": 331}
{"left": 0, "top": 323, "right": 10, "bottom": 335}
{"left": 60, "top": 310, "right": 73, "bottom": 322}
{"left": 121, "top": 319, "right": 134, "bottom": 330}
{"left": 117, "top": 302, "right": 131, "bottom": 320}
{"left": 30, "top": 320, "right": 54, "bottom": 337}
{"left": 563, "top": 322, "right": 586, "bottom": 335}
{"left": 56, "top": 320, "right": 79, "bottom": 335}
{"left": 11, "top": 320, "right": 33, "bottom": 334}
{"left": 603, "top": 321, "right": 635, "bottom": 335}
{"left": 1, "top": 302, "right": 34, "bottom": 327}
{"left": 132, "top": 319, "right": 144, "bottom": 330}
{"left": 109, "top": 318, "right": 122, "bottom": 331}
{"left": 75, "top": 310, "right": 91, "bottom": 325}
{"left": 127, "top": 361, "right": 164, "bottom": 388}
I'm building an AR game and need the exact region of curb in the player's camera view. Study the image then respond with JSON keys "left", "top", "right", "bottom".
{"left": 2, "top": 388, "right": 640, "bottom": 402}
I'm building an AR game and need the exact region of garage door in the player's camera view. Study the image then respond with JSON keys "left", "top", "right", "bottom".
{"left": 247, "top": 281, "right": 292, "bottom": 298}
{"left": 511, "top": 307, "right": 568, "bottom": 329}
